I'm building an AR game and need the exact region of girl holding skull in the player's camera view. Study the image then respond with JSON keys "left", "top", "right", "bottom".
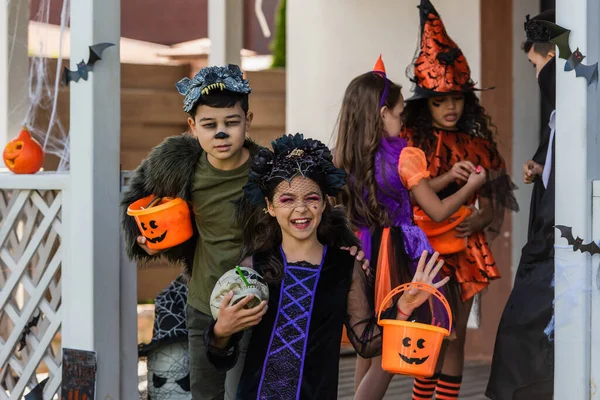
{"left": 203, "top": 133, "right": 449, "bottom": 399}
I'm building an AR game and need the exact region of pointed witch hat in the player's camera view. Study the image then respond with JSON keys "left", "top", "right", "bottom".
{"left": 406, "top": 0, "right": 492, "bottom": 101}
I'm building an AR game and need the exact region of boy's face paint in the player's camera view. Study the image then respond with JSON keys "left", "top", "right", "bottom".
{"left": 428, "top": 95, "right": 464, "bottom": 130}
{"left": 187, "top": 103, "right": 253, "bottom": 169}
{"left": 381, "top": 96, "right": 405, "bottom": 138}
{"left": 267, "top": 177, "right": 326, "bottom": 244}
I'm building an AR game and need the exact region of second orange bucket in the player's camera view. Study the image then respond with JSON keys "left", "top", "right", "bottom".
{"left": 377, "top": 283, "right": 452, "bottom": 378}
{"left": 127, "top": 196, "right": 193, "bottom": 250}
{"left": 413, "top": 206, "right": 472, "bottom": 255}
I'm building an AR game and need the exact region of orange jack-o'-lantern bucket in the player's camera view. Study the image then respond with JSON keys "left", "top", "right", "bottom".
{"left": 377, "top": 283, "right": 452, "bottom": 378}
{"left": 413, "top": 206, "right": 472, "bottom": 255}
{"left": 127, "top": 196, "right": 193, "bottom": 250}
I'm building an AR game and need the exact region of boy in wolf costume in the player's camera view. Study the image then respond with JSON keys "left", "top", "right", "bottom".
{"left": 120, "top": 64, "right": 366, "bottom": 399}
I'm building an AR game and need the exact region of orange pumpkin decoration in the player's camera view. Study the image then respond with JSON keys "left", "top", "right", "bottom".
{"left": 2, "top": 127, "right": 45, "bottom": 174}
{"left": 127, "top": 196, "right": 194, "bottom": 250}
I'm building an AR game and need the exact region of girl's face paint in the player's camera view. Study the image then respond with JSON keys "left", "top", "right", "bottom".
{"left": 428, "top": 95, "right": 465, "bottom": 130}
{"left": 267, "top": 177, "right": 326, "bottom": 244}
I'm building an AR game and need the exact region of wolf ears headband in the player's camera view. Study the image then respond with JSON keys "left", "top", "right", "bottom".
{"left": 176, "top": 64, "right": 251, "bottom": 113}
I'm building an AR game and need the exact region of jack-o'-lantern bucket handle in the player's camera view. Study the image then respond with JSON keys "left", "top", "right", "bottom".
{"left": 377, "top": 283, "right": 453, "bottom": 333}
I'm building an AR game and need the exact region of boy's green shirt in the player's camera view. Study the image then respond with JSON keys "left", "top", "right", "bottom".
{"left": 187, "top": 151, "right": 251, "bottom": 315}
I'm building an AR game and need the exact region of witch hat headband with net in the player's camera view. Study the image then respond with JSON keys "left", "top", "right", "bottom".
{"left": 373, "top": 54, "right": 391, "bottom": 108}
{"left": 405, "top": 0, "right": 492, "bottom": 101}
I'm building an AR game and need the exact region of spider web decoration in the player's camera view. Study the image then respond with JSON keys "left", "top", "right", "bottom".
{"left": 6, "top": 0, "right": 72, "bottom": 171}
{"left": 147, "top": 341, "right": 191, "bottom": 400}
{"left": 139, "top": 276, "right": 188, "bottom": 357}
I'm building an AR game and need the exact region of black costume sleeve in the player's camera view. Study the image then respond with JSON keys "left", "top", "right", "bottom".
{"left": 344, "top": 260, "right": 396, "bottom": 359}
{"left": 203, "top": 319, "right": 245, "bottom": 371}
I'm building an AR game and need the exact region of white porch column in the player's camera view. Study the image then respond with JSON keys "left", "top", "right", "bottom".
{"left": 62, "top": 0, "right": 121, "bottom": 397}
{"left": 0, "top": 0, "right": 29, "bottom": 150}
{"left": 208, "top": 0, "right": 243, "bottom": 66}
{"left": 554, "top": 0, "right": 600, "bottom": 398}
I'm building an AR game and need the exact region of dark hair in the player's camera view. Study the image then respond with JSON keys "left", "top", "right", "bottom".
{"left": 522, "top": 40, "right": 555, "bottom": 56}
{"left": 401, "top": 92, "right": 498, "bottom": 154}
{"left": 189, "top": 90, "right": 249, "bottom": 118}
{"left": 522, "top": 9, "right": 556, "bottom": 56}
{"left": 235, "top": 177, "right": 359, "bottom": 284}
{"left": 333, "top": 72, "right": 402, "bottom": 229}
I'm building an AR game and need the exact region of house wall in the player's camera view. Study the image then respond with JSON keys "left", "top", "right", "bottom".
{"left": 286, "top": 0, "right": 481, "bottom": 148}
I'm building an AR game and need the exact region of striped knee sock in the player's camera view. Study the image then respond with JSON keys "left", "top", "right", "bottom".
{"left": 412, "top": 373, "right": 440, "bottom": 399}
{"left": 435, "top": 374, "right": 462, "bottom": 399}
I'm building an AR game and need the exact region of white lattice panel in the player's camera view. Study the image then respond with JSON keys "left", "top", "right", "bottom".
{"left": 0, "top": 187, "right": 63, "bottom": 400}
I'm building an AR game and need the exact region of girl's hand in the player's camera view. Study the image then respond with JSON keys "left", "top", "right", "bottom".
{"left": 397, "top": 251, "right": 449, "bottom": 317}
{"left": 466, "top": 166, "right": 487, "bottom": 189}
{"left": 341, "top": 246, "right": 371, "bottom": 275}
{"left": 455, "top": 200, "right": 493, "bottom": 238}
{"left": 450, "top": 160, "right": 477, "bottom": 182}
{"left": 136, "top": 236, "right": 163, "bottom": 256}
{"left": 213, "top": 292, "right": 268, "bottom": 341}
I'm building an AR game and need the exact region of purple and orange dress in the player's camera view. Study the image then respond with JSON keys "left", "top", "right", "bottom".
{"left": 355, "top": 135, "right": 450, "bottom": 327}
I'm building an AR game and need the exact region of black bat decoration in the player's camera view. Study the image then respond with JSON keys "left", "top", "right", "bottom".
{"left": 61, "top": 42, "right": 115, "bottom": 86}
{"left": 24, "top": 378, "right": 48, "bottom": 400}
{"left": 538, "top": 21, "right": 598, "bottom": 86}
{"left": 555, "top": 225, "right": 600, "bottom": 256}
{"left": 18, "top": 311, "right": 42, "bottom": 351}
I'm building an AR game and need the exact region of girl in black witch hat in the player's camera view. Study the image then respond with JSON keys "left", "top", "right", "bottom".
{"left": 400, "top": 1, "right": 519, "bottom": 398}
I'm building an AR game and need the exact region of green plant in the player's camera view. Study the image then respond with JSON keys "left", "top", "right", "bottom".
{"left": 270, "top": 0, "right": 286, "bottom": 68}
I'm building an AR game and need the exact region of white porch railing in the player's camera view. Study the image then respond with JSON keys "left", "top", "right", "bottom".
{"left": 0, "top": 172, "right": 69, "bottom": 399}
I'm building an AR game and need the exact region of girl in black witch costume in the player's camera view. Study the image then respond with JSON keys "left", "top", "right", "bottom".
{"left": 204, "top": 133, "right": 449, "bottom": 399}
{"left": 400, "top": 1, "right": 519, "bottom": 398}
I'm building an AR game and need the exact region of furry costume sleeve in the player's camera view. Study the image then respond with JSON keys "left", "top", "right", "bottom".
{"left": 120, "top": 134, "right": 203, "bottom": 275}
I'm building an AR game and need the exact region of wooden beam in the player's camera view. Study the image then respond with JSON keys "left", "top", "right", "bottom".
{"left": 208, "top": 0, "right": 244, "bottom": 66}
{"left": 62, "top": 0, "right": 126, "bottom": 398}
{"left": 0, "top": 0, "right": 28, "bottom": 150}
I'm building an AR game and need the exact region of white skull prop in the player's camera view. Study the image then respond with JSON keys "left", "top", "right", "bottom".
{"left": 147, "top": 341, "right": 191, "bottom": 400}
{"left": 210, "top": 266, "right": 270, "bottom": 319}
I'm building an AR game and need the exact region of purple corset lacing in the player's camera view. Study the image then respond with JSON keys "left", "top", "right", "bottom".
{"left": 256, "top": 246, "right": 327, "bottom": 399}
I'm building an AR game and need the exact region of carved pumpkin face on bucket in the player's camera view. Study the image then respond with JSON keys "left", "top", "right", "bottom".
{"left": 2, "top": 127, "right": 45, "bottom": 174}
{"left": 399, "top": 336, "right": 429, "bottom": 365}
{"left": 127, "top": 196, "right": 194, "bottom": 250}
{"left": 377, "top": 283, "right": 452, "bottom": 378}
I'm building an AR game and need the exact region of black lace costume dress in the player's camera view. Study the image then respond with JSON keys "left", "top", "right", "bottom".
{"left": 204, "top": 246, "right": 395, "bottom": 400}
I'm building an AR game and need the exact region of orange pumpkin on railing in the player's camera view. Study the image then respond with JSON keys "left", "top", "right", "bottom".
{"left": 2, "top": 127, "right": 45, "bottom": 174}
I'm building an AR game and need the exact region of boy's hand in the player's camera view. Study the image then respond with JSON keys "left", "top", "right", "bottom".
{"left": 466, "top": 166, "right": 487, "bottom": 189}
{"left": 523, "top": 160, "right": 543, "bottom": 184}
{"left": 341, "top": 246, "right": 371, "bottom": 275}
{"left": 136, "top": 236, "right": 163, "bottom": 256}
{"left": 397, "top": 251, "right": 449, "bottom": 317}
{"left": 213, "top": 292, "right": 267, "bottom": 342}
{"left": 450, "top": 160, "right": 477, "bottom": 182}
